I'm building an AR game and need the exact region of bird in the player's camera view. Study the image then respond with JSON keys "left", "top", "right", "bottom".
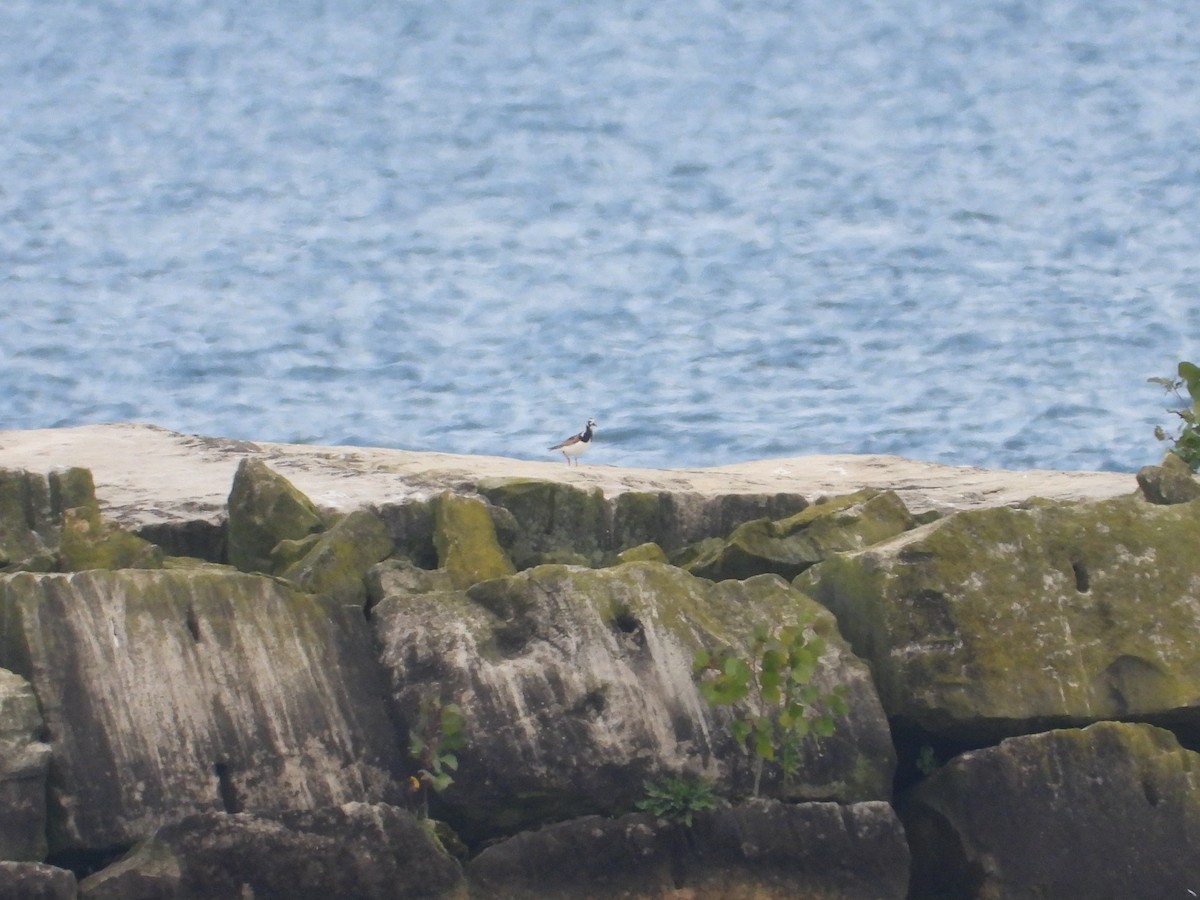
{"left": 549, "top": 418, "right": 596, "bottom": 466}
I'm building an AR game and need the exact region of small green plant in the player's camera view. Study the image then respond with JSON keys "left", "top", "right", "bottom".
{"left": 1150, "top": 360, "right": 1200, "bottom": 472}
{"left": 915, "top": 745, "right": 940, "bottom": 777}
{"left": 635, "top": 776, "right": 720, "bottom": 827}
{"left": 693, "top": 619, "right": 849, "bottom": 797}
{"left": 407, "top": 694, "right": 465, "bottom": 819}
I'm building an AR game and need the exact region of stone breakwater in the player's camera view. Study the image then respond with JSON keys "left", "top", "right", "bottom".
{"left": 1, "top": 423, "right": 1198, "bottom": 899}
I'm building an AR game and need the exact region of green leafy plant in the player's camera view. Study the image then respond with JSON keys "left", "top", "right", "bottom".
{"left": 635, "top": 776, "right": 720, "bottom": 827}
{"left": 407, "top": 694, "right": 465, "bottom": 819}
{"left": 1150, "top": 360, "right": 1200, "bottom": 472}
{"left": 915, "top": 745, "right": 940, "bottom": 777}
{"left": 693, "top": 619, "right": 849, "bottom": 797}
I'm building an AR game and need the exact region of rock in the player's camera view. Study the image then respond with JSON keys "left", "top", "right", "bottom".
{"left": 0, "top": 862, "right": 77, "bottom": 900}
{"left": 467, "top": 799, "right": 908, "bottom": 899}
{"left": 59, "top": 508, "right": 164, "bottom": 572}
{"left": 1, "top": 466, "right": 162, "bottom": 572}
{"left": 0, "top": 469, "right": 56, "bottom": 570}
{"left": 373, "top": 561, "right": 894, "bottom": 841}
{"left": 476, "top": 478, "right": 611, "bottom": 568}
{"left": 432, "top": 493, "right": 516, "bottom": 588}
{"left": 365, "top": 559, "right": 458, "bottom": 617}
{"left": 610, "top": 491, "right": 811, "bottom": 556}
{"left": 53, "top": 468, "right": 164, "bottom": 571}
{"left": 280, "top": 508, "right": 394, "bottom": 605}
{"left": 686, "top": 489, "right": 915, "bottom": 582}
{"left": 0, "top": 568, "right": 402, "bottom": 853}
{"left": 901, "top": 722, "right": 1200, "bottom": 898}
{"left": 612, "top": 542, "right": 668, "bottom": 564}
{"left": 226, "top": 458, "right": 325, "bottom": 574}
{"left": 1137, "top": 451, "right": 1200, "bottom": 504}
{"left": 78, "top": 803, "right": 464, "bottom": 900}
{"left": 0, "top": 669, "right": 52, "bottom": 861}
{"left": 797, "top": 495, "right": 1200, "bottom": 742}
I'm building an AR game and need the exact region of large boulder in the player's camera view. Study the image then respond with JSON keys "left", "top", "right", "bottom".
{"left": 0, "top": 669, "right": 52, "bottom": 861}
{"left": 373, "top": 561, "right": 894, "bottom": 841}
{"left": 432, "top": 493, "right": 515, "bottom": 588}
{"left": 0, "top": 862, "right": 77, "bottom": 900}
{"left": 78, "top": 803, "right": 464, "bottom": 900}
{"left": 226, "top": 458, "right": 325, "bottom": 573}
{"left": 468, "top": 799, "right": 908, "bottom": 900}
{"left": 901, "top": 722, "right": 1200, "bottom": 898}
{"left": 686, "top": 489, "right": 916, "bottom": 582}
{"left": 797, "top": 495, "right": 1200, "bottom": 742}
{"left": 0, "top": 568, "right": 403, "bottom": 852}
{"left": 279, "top": 508, "right": 394, "bottom": 605}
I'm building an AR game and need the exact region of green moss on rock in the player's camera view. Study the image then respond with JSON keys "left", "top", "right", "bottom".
{"left": 798, "top": 495, "right": 1200, "bottom": 741}
{"left": 432, "top": 493, "right": 517, "bottom": 589}
{"left": 612, "top": 542, "right": 669, "bottom": 564}
{"left": 476, "top": 478, "right": 610, "bottom": 568}
{"left": 686, "top": 489, "right": 916, "bottom": 582}
{"left": 226, "top": 458, "right": 325, "bottom": 574}
{"left": 281, "top": 509, "right": 394, "bottom": 604}
{"left": 374, "top": 561, "right": 895, "bottom": 841}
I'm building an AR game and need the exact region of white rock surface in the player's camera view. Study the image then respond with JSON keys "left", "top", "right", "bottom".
{"left": 0, "top": 424, "right": 1136, "bottom": 529}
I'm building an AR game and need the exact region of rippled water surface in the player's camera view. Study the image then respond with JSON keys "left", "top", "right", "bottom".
{"left": 3, "top": 0, "right": 1198, "bottom": 470}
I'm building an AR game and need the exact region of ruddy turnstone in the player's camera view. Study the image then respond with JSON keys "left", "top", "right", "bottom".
{"left": 549, "top": 418, "right": 596, "bottom": 465}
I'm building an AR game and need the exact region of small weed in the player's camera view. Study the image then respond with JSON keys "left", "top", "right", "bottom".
{"left": 1150, "top": 360, "right": 1200, "bottom": 472}
{"left": 636, "top": 776, "right": 720, "bottom": 827}
{"left": 407, "top": 694, "right": 465, "bottom": 819}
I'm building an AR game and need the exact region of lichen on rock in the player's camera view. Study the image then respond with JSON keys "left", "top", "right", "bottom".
{"left": 373, "top": 561, "right": 894, "bottom": 842}
{"left": 226, "top": 457, "right": 326, "bottom": 574}
{"left": 798, "top": 494, "right": 1200, "bottom": 741}
{"left": 432, "top": 492, "right": 516, "bottom": 589}
{"left": 0, "top": 568, "right": 403, "bottom": 853}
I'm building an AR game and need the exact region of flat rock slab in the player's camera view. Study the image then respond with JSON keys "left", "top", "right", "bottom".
{"left": 0, "top": 424, "right": 1136, "bottom": 529}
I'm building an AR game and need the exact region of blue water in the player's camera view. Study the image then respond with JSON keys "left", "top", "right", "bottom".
{"left": 3, "top": 0, "right": 1198, "bottom": 471}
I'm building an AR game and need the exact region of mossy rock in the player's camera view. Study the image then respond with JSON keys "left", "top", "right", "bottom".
{"left": 476, "top": 478, "right": 610, "bottom": 568}
{"left": 58, "top": 506, "right": 165, "bottom": 571}
{"left": 686, "top": 489, "right": 915, "bottom": 582}
{"left": 797, "top": 494, "right": 1200, "bottom": 741}
{"left": 432, "top": 493, "right": 516, "bottom": 589}
{"left": 612, "top": 542, "right": 669, "bottom": 564}
{"left": 373, "top": 561, "right": 894, "bottom": 843}
{"left": 0, "top": 469, "right": 55, "bottom": 570}
{"left": 902, "top": 722, "right": 1200, "bottom": 898}
{"left": 226, "top": 458, "right": 325, "bottom": 574}
{"left": 281, "top": 509, "right": 394, "bottom": 605}
{"left": 1137, "top": 451, "right": 1200, "bottom": 505}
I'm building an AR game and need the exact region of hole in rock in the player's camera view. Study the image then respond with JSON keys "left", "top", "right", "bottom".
{"left": 613, "top": 610, "right": 642, "bottom": 634}
{"left": 215, "top": 761, "right": 242, "bottom": 813}
{"left": 1071, "top": 560, "right": 1090, "bottom": 593}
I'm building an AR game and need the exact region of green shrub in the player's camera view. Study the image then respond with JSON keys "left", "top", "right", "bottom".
{"left": 1150, "top": 361, "right": 1200, "bottom": 472}
{"left": 407, "top": 695, "right": 465, "bottom": 819}
{"left": 693, "top": 620, "right": 848, "bottom": 797}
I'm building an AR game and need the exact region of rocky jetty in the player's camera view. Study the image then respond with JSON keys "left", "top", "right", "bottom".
{"left": 0, "top": 423, "right": 1195, "bottom": 899}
